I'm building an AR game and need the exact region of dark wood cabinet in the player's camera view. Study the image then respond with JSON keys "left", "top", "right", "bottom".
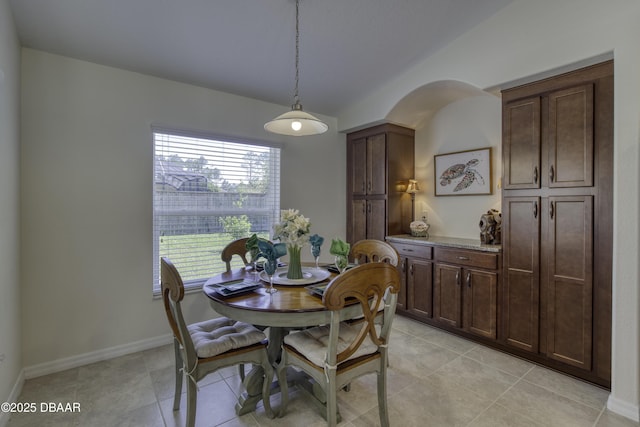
{"left": 433, "top": 247, "right": 499, "bottom": 340}
{"left": 347, "top": 124, "right": 414, "bottom": 245}
{"left": 394, "top": 241, "right": 433, "bottom": 319}
{"left": 389, "top": 238, "right": 500, "bottom": 341}
{"left": 545, "top": 195, "right": 593, "bottom": 370}
{"left": 433, "top": 263, "right": 463, "bottom": 328}
{"left": 547, "top": 84, "right": 594, "bottom": 188}
{"left": 501, "top": 60, "right": 612, "bottom": 387}
{"left": 503, "top": 97, "right": 541, "bottom": 189}
{"left": 503, "top": 82, "right": 595, "bottom": 191}
{"left": 502, "top": 196, "right": 541, "bottom": 353}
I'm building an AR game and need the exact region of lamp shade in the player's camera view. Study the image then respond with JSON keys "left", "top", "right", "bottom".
{"left": 406, "top": 179, "right": 420, "bottom": 194}
{"left": 264, "top": 103, "right": 328, "bottom": 136}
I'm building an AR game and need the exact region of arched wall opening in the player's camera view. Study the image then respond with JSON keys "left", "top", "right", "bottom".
{"left": 386, "top": 80, "right": 502, "bottom": 238}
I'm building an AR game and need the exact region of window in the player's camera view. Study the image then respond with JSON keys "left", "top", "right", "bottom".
{"left": 153, "top": 128, "right": 281, "bottom": 294}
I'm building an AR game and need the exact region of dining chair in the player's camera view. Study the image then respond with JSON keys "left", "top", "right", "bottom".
{"left": 161, "top": 257, "right": 274, "bottom": 426}
{"left": 220, "top": 237, "right": 271, "bottom": 380}
{"left": 221, "top": 237, "right": 253, "bottom": 272}
{"left": 351, "top": 239, "right": 399, "bottom": 266}
{"left": 276, "top": 262, "right": 400, "bottom": 427}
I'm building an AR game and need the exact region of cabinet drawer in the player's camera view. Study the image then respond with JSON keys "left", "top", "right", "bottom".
{"left": 435, "top": 248, "right": 498, "bottom": 270}
{"left": 391, "top": 242, "right": 432, "bottom": 260}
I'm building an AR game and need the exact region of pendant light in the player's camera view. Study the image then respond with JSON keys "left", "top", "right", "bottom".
{"left": 264, "top": 0, "right": 328, "bottom": 136}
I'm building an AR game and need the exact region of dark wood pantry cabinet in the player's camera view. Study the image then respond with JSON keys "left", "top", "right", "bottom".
{"left": 501, "top": 60, "right": 613, "bottom": 387}
{"left": 346, "top": 124, "right": 415, "bottom": 244}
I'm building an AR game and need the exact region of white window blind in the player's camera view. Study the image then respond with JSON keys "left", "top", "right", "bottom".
{"left": 153, "top": 129, "right": 281, "bottom": 294}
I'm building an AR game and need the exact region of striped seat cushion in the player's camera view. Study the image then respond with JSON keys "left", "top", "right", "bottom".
{"left": 188, "top": 317, "right": 266, "bottom": 358}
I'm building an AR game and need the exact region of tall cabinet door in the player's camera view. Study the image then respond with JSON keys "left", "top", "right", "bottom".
{"left": 502, "top": 196, "right": 541, "bottom": 353}
{"left": 350, "top": 200, "right": 367, "bottom": 244}
{"left": 350, "top": 138, "right": 367, "bottom": 196}
{"left": 548, "top": 84, "right": 594, "bottom": 188}
{"left": 503, "top": 97, "right": 541, "bottom": 190}
{"left": 366, "top": 133, "right": 387, "bottom": 195}
{"left": 366, "top": 199, "right": 387, "bottom": 241}
{"left": 546, "top": 195, "right": 593, "bottom": 369}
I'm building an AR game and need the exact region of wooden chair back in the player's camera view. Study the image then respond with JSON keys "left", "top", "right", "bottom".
{"left": 351, "top": 239, "right": 399, "bottom": 266}
{"left": 161, "top": 257, "right": 197, "bottom": 362}
{"left": 221, "top": 237, "right": 251, "bottom": 272}
{"left": 323, "top": 262, "right": 400, "bottom": 364}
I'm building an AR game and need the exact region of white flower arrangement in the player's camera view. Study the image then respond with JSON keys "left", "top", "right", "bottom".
{"left": 273, "top": 209, "right": 311, "bottom": 247}
{"left": 409, "top": 220, "right": 430, "bottom": 237}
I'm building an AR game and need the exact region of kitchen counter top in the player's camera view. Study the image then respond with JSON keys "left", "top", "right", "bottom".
{"left": 386, "top": 234, "right": 501, "bottom": 253}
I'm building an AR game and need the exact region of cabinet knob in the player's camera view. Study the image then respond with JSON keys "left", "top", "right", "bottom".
{"left": 456, "top": 256, "right": 469, "bottom": 261}
{"left": 550, "top": 165, "right": 555, "bottom": 183}
{"left": 455, "top": 271, "right": 460, "bottom": 285}
{"left": 533, "top": 166, "right": 539, "bottom": 184}
{"left": 550, "top": 201, "right": 555, "bottom": 219}
{"left": 534, "top": 201, "right": 538, "bottom": 218}
{"left": 466, "top": 272, "right": 472, "bottom": 288}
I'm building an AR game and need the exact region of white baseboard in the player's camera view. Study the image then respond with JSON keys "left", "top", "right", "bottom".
{"left": 607, "top": 394, "right": 640, "bottom": 422}
{"left": 0, "top": 369, "right": 25, "bottom": 427}
{"left": 23, "top": 334, "right": 173, "bottom": 379}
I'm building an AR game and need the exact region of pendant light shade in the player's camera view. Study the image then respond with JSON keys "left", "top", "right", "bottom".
{"left": 265, "top": 0, "right": 327, "bottom": 136}
{"left": 264, "top": 103, "right": 328, "bottom": 136}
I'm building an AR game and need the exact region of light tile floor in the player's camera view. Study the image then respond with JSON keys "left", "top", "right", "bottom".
{"left": 6, "top": 316, "right": 639, "bottom": 427}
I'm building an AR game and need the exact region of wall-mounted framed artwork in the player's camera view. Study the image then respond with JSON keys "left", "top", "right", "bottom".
{"left": 434, "top": 147, "right": 492, "bottom": 196}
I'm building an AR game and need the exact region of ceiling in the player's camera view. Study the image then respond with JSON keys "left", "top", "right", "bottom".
{"left": 9, "top": 0, "right": 514, "bottom": 117}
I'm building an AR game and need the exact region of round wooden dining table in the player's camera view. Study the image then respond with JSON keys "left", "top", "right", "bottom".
{"left": 202, "top": 264, "right": 363, "bottom": 415}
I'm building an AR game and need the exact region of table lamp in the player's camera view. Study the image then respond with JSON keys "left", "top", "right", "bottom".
{"left": 405, "top": 179, "right": 420, "bottom": 221}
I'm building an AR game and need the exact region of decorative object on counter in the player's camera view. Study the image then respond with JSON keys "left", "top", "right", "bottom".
{"left": 273, "top": 209, "right": 311, "bottom": 279}
{"left": 435, "top": 147, "right": 492, "bottom": 196}
{"left": 409, "top": 220, "right": 430, "bottom": 238}
{"left": 479, "top": 209, "right": 502, "bottom": 244}
{"left": 405, "top": 179, "right": 420, "bottom": 221}
{"left": 329, "top": 238, "right": 350, "bottom": 274}
{"left": 257, "top": 239, "right": 287, "bottom": 294}
{"left": 309, "top": 234, "right": 324, "bottom": 269}
{"left": 263, "top": 0, "right": 328, "bottom": 136}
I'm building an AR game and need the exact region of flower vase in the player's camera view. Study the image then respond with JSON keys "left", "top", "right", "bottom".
{"left": 287, "top": 245, "right": 304, "bottom": 279}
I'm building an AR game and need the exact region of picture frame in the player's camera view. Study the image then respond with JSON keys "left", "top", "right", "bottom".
{"left": 434, "top": 147, "right": 492, "bottom": 196}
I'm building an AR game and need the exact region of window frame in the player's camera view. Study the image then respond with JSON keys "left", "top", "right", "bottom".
{"left": 152, "top": 126, "right": 281, "bottom": 296}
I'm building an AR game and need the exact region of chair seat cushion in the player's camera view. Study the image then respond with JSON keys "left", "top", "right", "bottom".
{"left": 188, "top": 317, "right": 266, "bottom": 358}
{"left": 283, "top": 322, "right": 379, "bottom": 367}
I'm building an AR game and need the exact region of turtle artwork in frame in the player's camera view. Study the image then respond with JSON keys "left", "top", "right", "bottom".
{"left": 435, "top": 147, "right": 492, "bottom": 196}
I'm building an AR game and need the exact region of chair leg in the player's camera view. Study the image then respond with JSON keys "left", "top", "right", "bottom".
{"left": 172, "top": 339, "right": 183, "bottom": 411}
{"left": 326, "top": 371, "right": 338, "bottom": 427}
{"left": 275, "top": 356, "right": 289, "bottom": 417}
{"left": 377, "top": 368, "right": 390, "bottom": 427}
{"left": 186, "top": 376, "right": 198, "bottom": 427}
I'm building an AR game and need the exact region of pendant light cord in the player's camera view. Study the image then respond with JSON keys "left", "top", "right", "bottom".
{"left": 294, "top": 0, "right": 300, "bottom": 106}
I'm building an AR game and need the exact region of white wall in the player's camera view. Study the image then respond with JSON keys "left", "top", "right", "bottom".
{"left": 338, "top": 0, "right": 640, "bottom": 420}
{"left": 0, "top": 0, "right": 23, "bottom": 416}
{"left": 19, "top": 48, "right": 345, "bottom": 369}
{"left": 414, "top": 95, "right": 501, "bottom": 238}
